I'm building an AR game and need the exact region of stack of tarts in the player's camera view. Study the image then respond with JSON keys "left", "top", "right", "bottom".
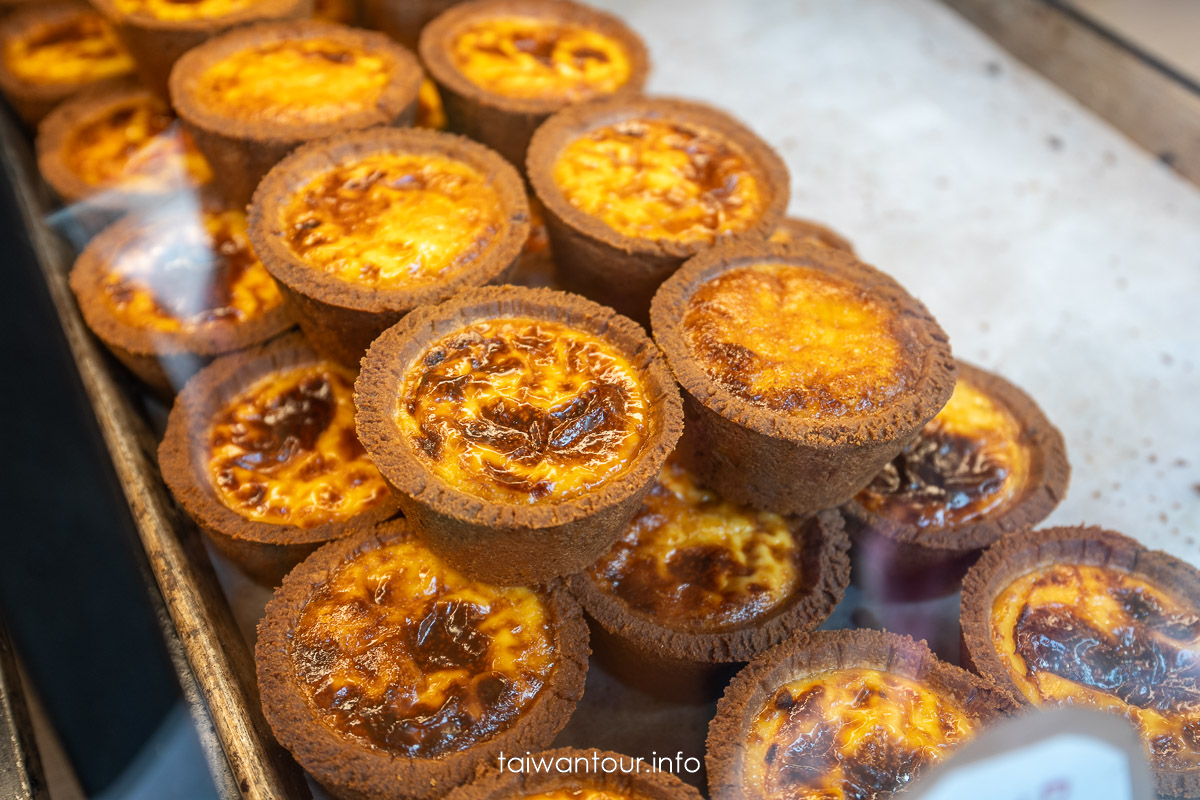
{"left": 16, "top": 0, "right": 1192, "bottom": 797}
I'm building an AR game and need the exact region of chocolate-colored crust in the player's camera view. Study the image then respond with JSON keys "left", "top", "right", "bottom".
{"left": 0, "top": 3, "right": 128, "bottom": 125}
{"left": 420, "top": 0, "right": 650, "bottom": 171}
{"left": 443, "top": 746, "right": 705, "bottom": 800}
{"left": 364, "top": 0, "right": 459, "bottom": 51}
{"left": 774, "top": 216, "right": 856, "bottom": 255}
{"left": 355, "top": 285, "right": 684, "bottom": 585}
{"left": 844, "top": 360, "right": 1070, "bottom": 601}
{"left": 69, "top": 196, "right": 294, "bottom": 393}
{"left": 255, "top": 517, "right": 590, "bottom": 800}
{"left": 570, "top": 509, "right": 850, "bottom": 668}
{"left": 707, "top": 628, "right": 1019, "bottom": 800}
{"left": 650, "top": 241, "right": 956, "bottom": 516}
{"left": 35, "top": 77, "right": 201, "bottom": 212}
{"left": 89, "top": 0, "right": 310, "bottom": 99}
{"left": 248, "top": 127, "right": 530, "bottom": 368}
{"left": 960, "top": 525, "right": 1200, "bottom": 799}
{"left": 527, "top": 96, "right": 789, "bottom": 325}
{"left": 158, "top": 332, "right": 402, "bottom": 584}
{"left": 169, "top": 20, "right": 424, "bottom": 207}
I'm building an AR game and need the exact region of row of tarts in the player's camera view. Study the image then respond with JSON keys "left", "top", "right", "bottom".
{"left": 2, "top": 0, "right": 1197, "bottom": 797}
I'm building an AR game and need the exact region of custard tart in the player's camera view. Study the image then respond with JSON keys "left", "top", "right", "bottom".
{"left": 708, "top": 629, "right": 1017, "bottom": 800}
{"left": 256, "top": 517, "right": 589, "bottom": 800}
{"left": 650, "top": 241, "right": 956, "bottom": 516}
{"left": 69, "top": 194, "right": 289, "bottom": 392}
{"left": 0, "top": 3, "right": 132, "bottom": 125}
{"left": 159, "top": 333, "right": 400, "bottom": 584}
{"left": 571, "top": 456, "right": 849, "bottom": 669}
{"left": 845, "top": 360, "right": 1069, "bottom": 601}
{"left": 528, "top": 96, "right": 788, "bottom": 323}
{"left": 444, "top": 747, "right": 705, "bottom": 800}
{"left": 355, "top": 285, "right": 683, "bottom": 585}
{"left": 961, "top": 526, "right": 1200, "bottom": 798}
{"left": 90, "top": 0, "right": 310, "bottom": 99}
{"left": 420, "top": 0, "right": 649, "bottom": 170}
{"left": 36, "top": 78, "right": 211, "bottom": 212}
{"left": 169, "top": 20, "right": 423, "bottom": 206}
{"left": 248, "top": 127, "right": 528, "bottom": 367}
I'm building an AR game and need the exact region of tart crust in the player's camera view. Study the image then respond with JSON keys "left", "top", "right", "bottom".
{"left": 419, "top": 0, "right": 649, "bottom": 170}
{"left": 355, "top": 285, "right": 684, "bottom": 585}
{"left": 707, "top": 629, "right": 1018, "bottom": 800}
{"left": 960, "top": 525, "right": 1200, "bottom": 799}
{"left": 255, "top": 517, "right": 590, "bottom": 800}
{"left": 159, "top": 333, "right": 402, "bottom": 584}
{"left": 69, "top": 194, "right": 292, "bottom": 393}
{"left": 36, "top": 77, "right": 210, "bottom": 212}
{"left": 248, "top": 127, "right": 529, "bottom": 367}
{"left": 89, "top": 0, "right": 310, "bottom": 99}
{"left": 527, "top": 96, "right": 789, "bottom": 325}
{"left": 169, "top": 20, "right": 424, "bottom": 207}
{"left": 651, "top": 241, "right": 956, "bottom": 516}
{"left": 570, "top": 508, "right": 849, "bottom": 668}
{"left": 770, "top": 216, "right": 855, "bottom": 255}
{"left": 443, "top": 746, "right": 705, "bottom": 800}
{"left": 0, "top": 3, "right": 133, "bottom": 125}
{"left": 844, "top": 360, "right": 1069, "bottom": 601}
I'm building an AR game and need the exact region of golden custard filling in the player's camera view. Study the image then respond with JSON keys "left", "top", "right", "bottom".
{"left": 112, "top": 0, "right": 255, "bottom": 21}
{"left": 450, "top": 15, "right": 631, "bottom": 101}
{"left": 992, "top": 563, "right": 1200, "bottom": 770}
{"left": 3, "top": 12, "right": 131, "bottom": 85}
{"left": 208, "top": 364, "right": 389, "bottom": 528}
{"left": 291, "top": 536, "right": 556, "bottom": 756}
{"left": 745, "top": 668, "right": 975, "bottom": 800}
{"left": 589, "top": 455, "right": 800, "bottom": 630}
{"left": 102, "top": 208, "right": 281, "bottom": 333}
{"left": 525, "top": 790, "right": 637, "bottom": 800}
{"left": 283, "top": 152, "right": 503, "bottom": 289}
{"left": 398, "top": 317, "right": 649, "bottom": 504}
{"left": 856, "top": 378, "right": 1031, "bottom": 529}
{"left": 64, "top": 96, "right": 212, "bottom": 191}
{"left": 552, "top": 118, "right": 764, "bottom": 243}
{"left": 194, "top": 38, "right": 393, "bottom": 125}
{"left": 415, "top": 77, "right": 446, "bottom": 129}
{"left": 683, "top": 263, "right": 913, "bottom": 418}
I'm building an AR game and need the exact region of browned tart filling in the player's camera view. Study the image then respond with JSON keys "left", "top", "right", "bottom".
{"left": 355, "top": 286, "right": 682, "bottom": 585}
{"left": 70, "top": 198, "right": 290, "bottom": 391}
{"left": 256, "top": 519, "right": 589, "bottom": 800}
{"left": 37, "top": 79, "right": 211, "bottom": 206}
{"left": 159, "top": 335, "right": 401, "bottom": 584}
{"left": 0, "top": 4, "right": 132, "bottom": 123}
{"left": 708, "top": 630, "right": 1017, "bottom": 800}
{"left": 962, "top": 527, "right": 1200, "bottom": 796}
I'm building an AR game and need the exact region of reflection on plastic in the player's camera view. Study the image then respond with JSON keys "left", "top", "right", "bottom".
{"left": 906, "top": 708, "right": 1154, "bottom": 800}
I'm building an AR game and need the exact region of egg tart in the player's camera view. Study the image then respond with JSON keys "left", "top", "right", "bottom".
{"left": 248, "top": 127, "right": 529, "bottom": 367}
{"left": 169, "top": 20, "right": 424, "bottom": 206}
{"left": 844, "top": 361, "right": 1069, "bottom": 601}
{"left": 528, "top": 97, "right": 789, "bottom": 324}
{"left": 420, "top": 0, "right": 649, "bottom": 170}
{"left": 69, "top": 195, "right": 290, "bottom": 392}
{"left": 90, "top": 0, "right": 309, "bottom": 100}
{"left": 160, "top": 333, "right": 401, "bottom": 584}
{"left": 570, "top": 455, "right": 849, "bottom": 672}
{"left": 961, "top": 526, "right": 1200, "bottom": 798}
{"left": 768, "top": 217, "right": 855, "bottom": 255}
{"left": 651, "top": 242, "right": 955, "bottom": 517}
{"left": 355, "top": 285, "right": 683, "bottom": 585}
{"left": 256, "top": 517, "right": 589, "bottom": 800}
{"left": 444, "top": 747, "right": 705, "bottom": 800}
{"left": 0, "top": 3, "right": 133, "bottom": 125}
{"left": 36, "top": 78, "right": 211, "bottom": 213}
{"left": 708, "top": 629, "right": 1017, "bottom": 800}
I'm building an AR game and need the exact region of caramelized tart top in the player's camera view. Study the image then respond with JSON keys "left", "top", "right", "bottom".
{"left": 2, "top": 9, "right": 131, "bottom": 86}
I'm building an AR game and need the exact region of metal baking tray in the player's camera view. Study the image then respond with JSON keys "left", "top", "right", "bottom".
{"left": 6, "top": 0, "right": 1198, "bottom": 797}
